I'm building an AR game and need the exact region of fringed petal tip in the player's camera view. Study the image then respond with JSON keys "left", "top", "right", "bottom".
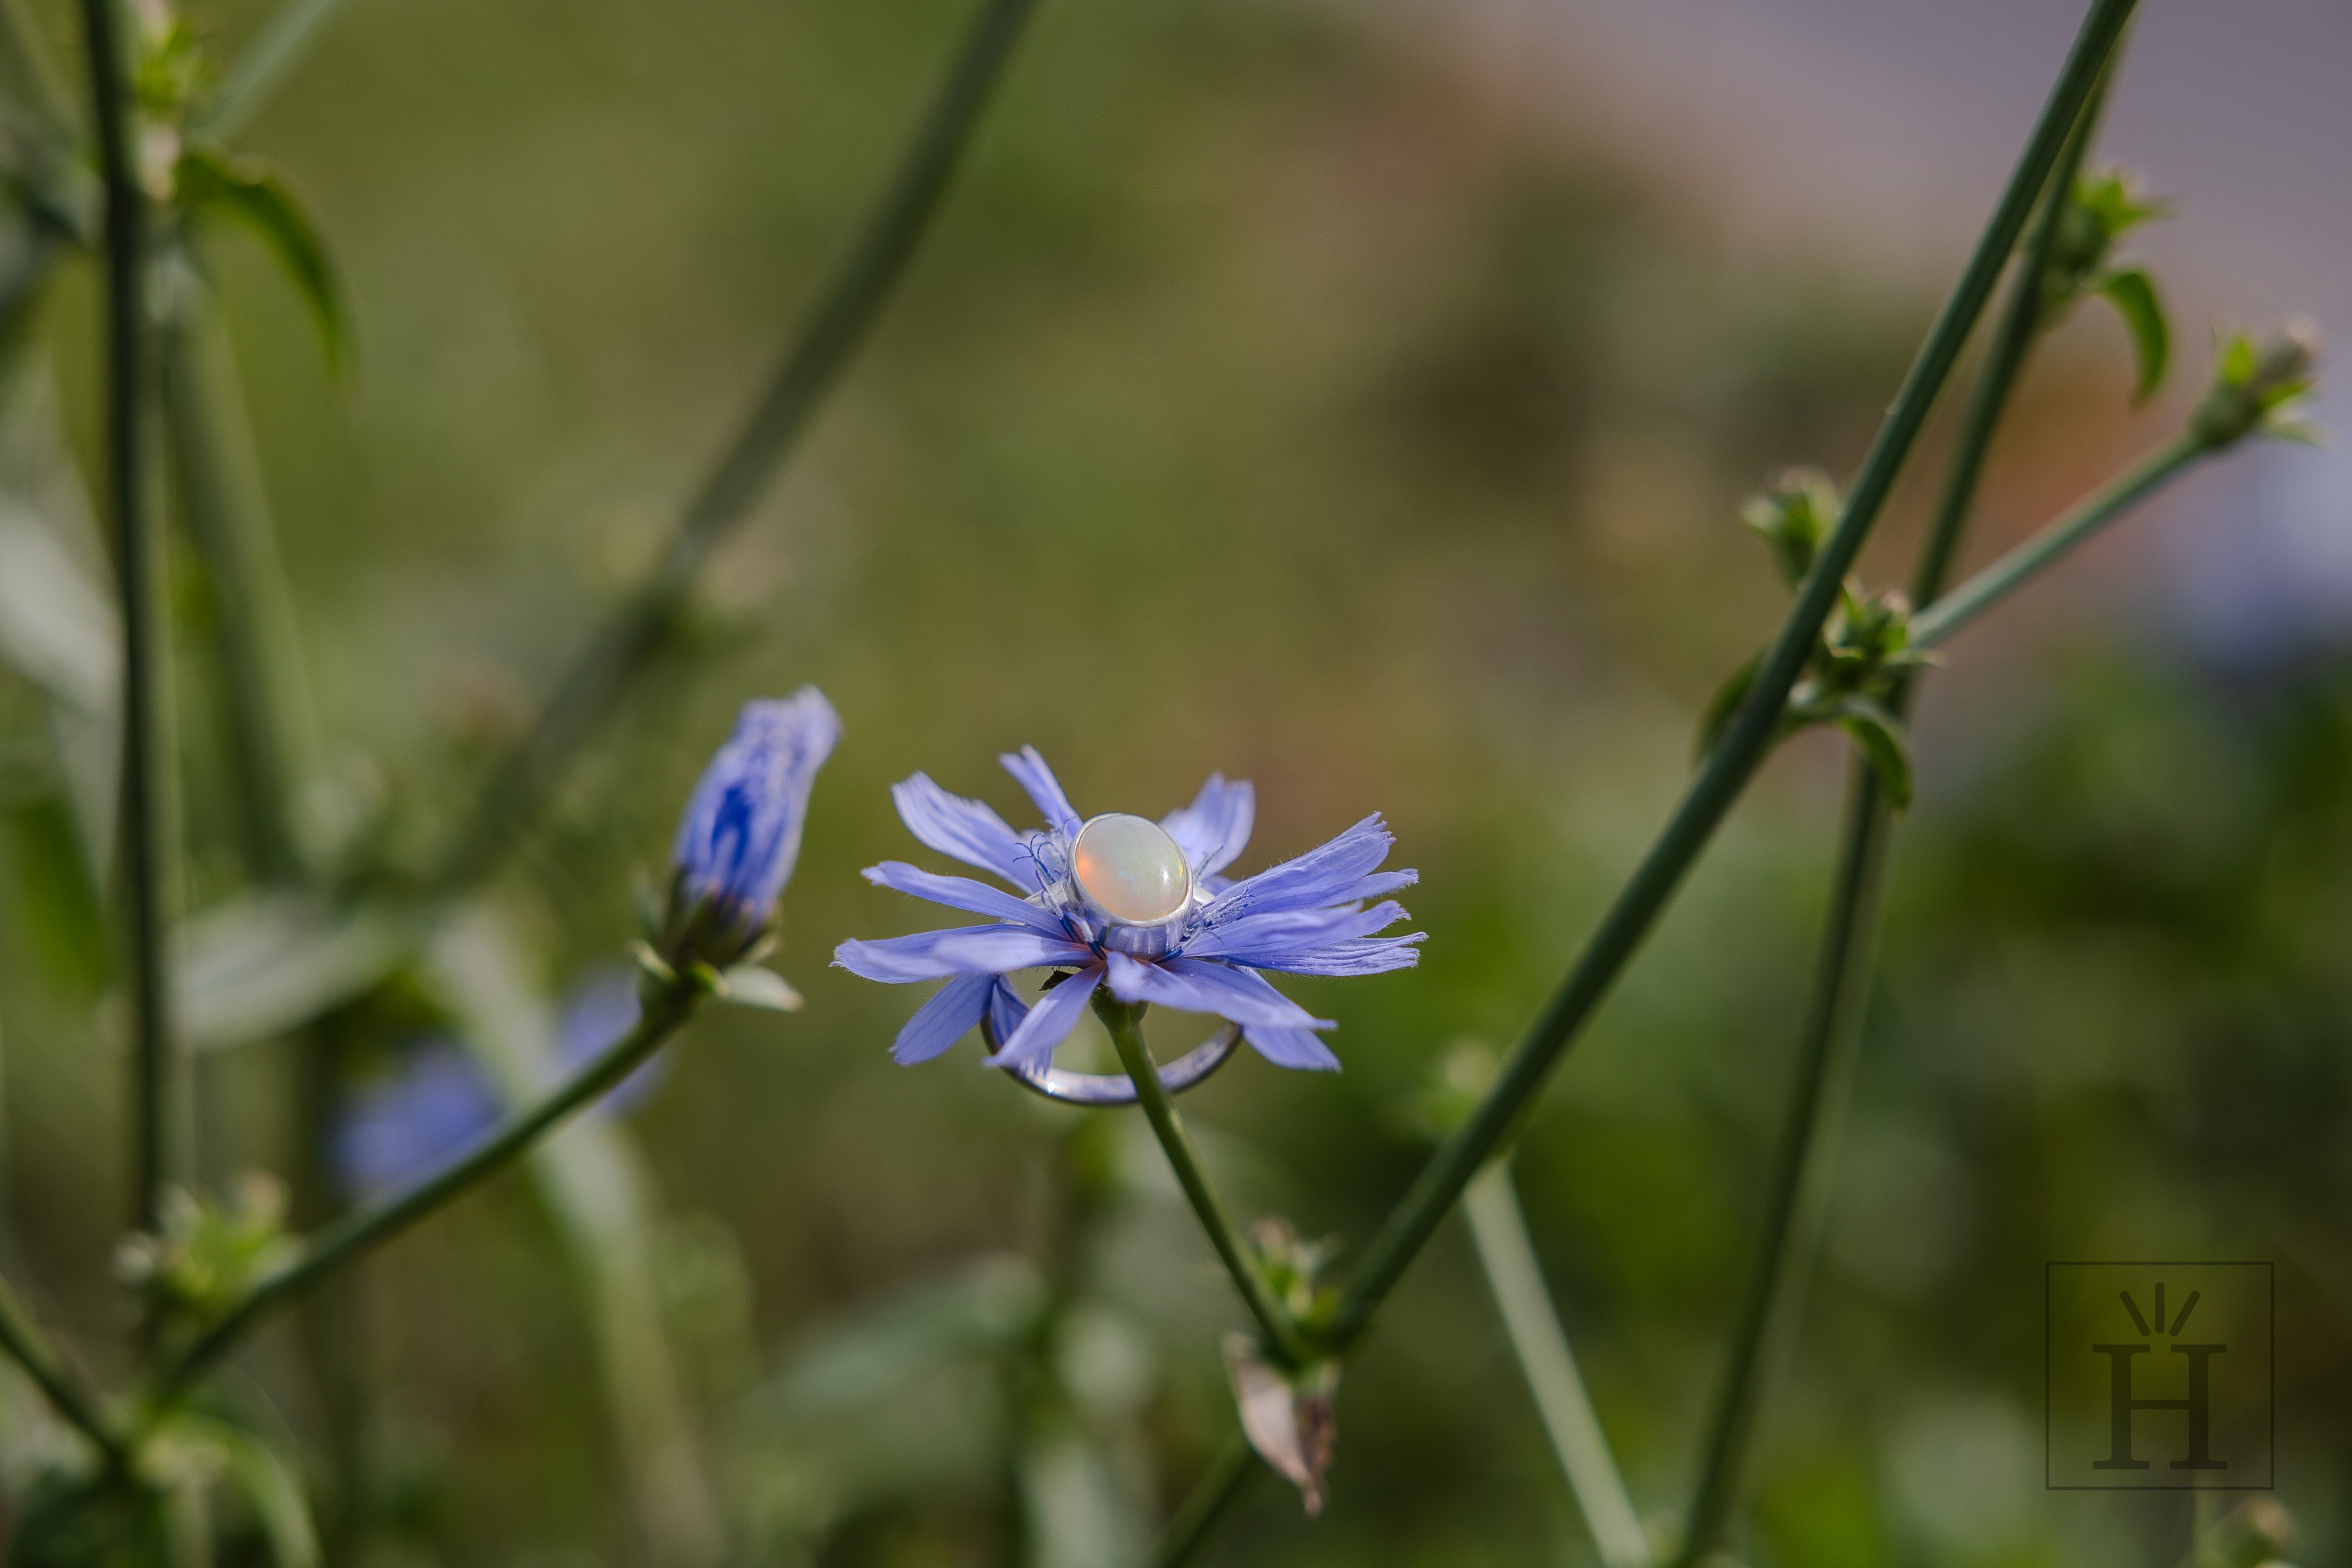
{"left": 1000, "top": 746, "right": 1083, "bottom": 837}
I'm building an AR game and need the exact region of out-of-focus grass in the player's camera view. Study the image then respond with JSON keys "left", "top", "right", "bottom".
{"left": 0, "top": 0, "right": 2345, "bottom": 1561}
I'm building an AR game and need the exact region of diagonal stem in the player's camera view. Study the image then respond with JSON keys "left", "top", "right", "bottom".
{"left": 1148, "top": 1433, "right": 1259, "bottom": 1568}
{"left": 1320, "top": 0, "right": 2139, "bottom": 1355}
{"left": 1465, "top": 1162, "right": 1649, "bottom": 1568}
{"left": 1671, "top": 77, "right": 2107, "bottom": 1561}
{"left": 423, "top": 0, "right": 1041, "bottom": 898}
{"left": 197, "top": 0, "right": 364, "bottom": 140}
{"left": 1097, "top": 996, "right": 1311, "bottom": 1367}
{"left": 153, "top": 974, "right": 707, "bottom": 1402}
{"left": 1671, "top": 767, "right": 1891, "bottom": 1563}
{"left": 0, "top": 1269, "right": 125, "bottom": 1465}
{"left": 1667, "top": 422, "right": 2244, "bottom": 1561}
{"left": 78, "top": 0, "right": 175, "bottom": 1236}
{"left": 1911, "top": 433, "right": 2206, "bottom": 652}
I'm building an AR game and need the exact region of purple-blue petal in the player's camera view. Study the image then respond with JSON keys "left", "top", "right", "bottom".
{"left": 332, "top": 1042, "right": 502, "bottom": 1197}
{"left": 1199, "top": 814, "right": 1410, "bottom": 924}
{"left": 1000, "top": 746, "right": 1083, "bottom": 837}
{"left": 863, "top": 861, "right": 1068, "bottom": 935}
{"left": 1242, "top": 1025, "right": 1342, "bottom": 1073}
{"left": 989, "top": 964, "right": 1102, "bottom": 1070}
{"left": 1179, "top": 900, "right": 1414, "bottom": 964}
{"left": 1105, "top": 953, "right": 1330, "bottom": 1030}
{"left": 671, "top": 689, "right": 840, "bottom": 921}
{"left": 1160, "top": 775, "right": 1254, "bottom": 880}
{"left": 890, "top": 973, "right": 996, "bottom": 1065}
{"left": 834, "top": 927, "right": 1092, "bottom": 983}
{"left": 1240, "top": 935, "right": 1424, "bottom": 977}
{"left": 987, "top": 976, "right": 1031, "bottom": 1046}
{"left": 891, "top": 773, "right": 1036, "bottom": 888}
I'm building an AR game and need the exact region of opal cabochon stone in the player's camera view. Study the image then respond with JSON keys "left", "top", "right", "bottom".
{"left": 1071, "top": 813, "right": 1191, "bottom": 924}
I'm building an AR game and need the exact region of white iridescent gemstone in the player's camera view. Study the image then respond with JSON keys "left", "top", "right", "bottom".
{"left": 1070, "top": 813, "right": 1192, "bottom": 925}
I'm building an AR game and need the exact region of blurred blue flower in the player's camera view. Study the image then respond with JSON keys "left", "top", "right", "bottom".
{"left": 668, "top": 688, "right": 841, "bottom": 964}
{"left": 332, "top": 1041, "right": 502, "bottom": 1198}
{"left": 554, "top": 967, "right": 666, "bottom": 1114}
{"left": 837, "top": 749, "right": 1421, "bottom": 1073}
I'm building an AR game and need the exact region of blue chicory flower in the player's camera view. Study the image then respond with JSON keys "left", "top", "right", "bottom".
{"left": 666, "top": 688, "right": 841, "bottom": 966}
{"left": 553, "top": 967, "right": 665, "bottom": 1114}
{"left": 835, "top": 749, "right": 1421, "bottom": 1073}
{"left": 332, "top": 1040, "right": 503, "bottom": 1198}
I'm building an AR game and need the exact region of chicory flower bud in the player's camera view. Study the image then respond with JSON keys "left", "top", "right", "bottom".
{"left": 661, "top": 688, "right": 840, "bottom": 972}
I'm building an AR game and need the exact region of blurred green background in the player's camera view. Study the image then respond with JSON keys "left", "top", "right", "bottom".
{"left": 1, "top": 0, "right": 2347, "bottom": 1562}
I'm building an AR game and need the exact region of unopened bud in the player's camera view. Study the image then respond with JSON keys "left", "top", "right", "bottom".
{"left": 1740, "top": 467, "right": 1842, "bottom": 590}
{"left": 2193, "top": 321, "right": 2321, "bottom": 448}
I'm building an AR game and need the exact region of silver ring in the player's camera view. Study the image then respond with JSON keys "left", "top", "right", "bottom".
{"left": 984, "top": 1014, "right": 1244, "bottom": 1106}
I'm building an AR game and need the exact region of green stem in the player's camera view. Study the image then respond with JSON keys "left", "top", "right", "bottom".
{"left": 197, "top": 0, "right": 361, "bottom": 140}
{"left": 1671, "top": 82, "right": 2105, "bottom": 1563}
{"left": 153, "top": 975, "right": 706, "bottom": 1401}
{"left": 162, "top": 274, "right": 312, "bottom": 883}
{"left": 423, "top": 0, "right": 1040, "bottom": 898}
{"left": 1149, "top": 1433, "right": 1258, "bottom": 1568}
{"left": 1671, "top": 768, "right": 1890, "bottom": 1564}
{"left": 1097, "top": 996, "right": 1309, "bottom": 1367}
{"left": 1912, "top": 433, "right": 2207, "bottom": 652}
{"left": 1465, "top": 1162, "right": 1649, "bottom": 1568}
{"left": 0, "top": 1269, "right": 124, "bottom": 1464}
{"left": 79, "top": 0, "right": 173, "bottom": 1236}
{"left": 1321, "top": 0, "right": 2138, "bottom": 1354}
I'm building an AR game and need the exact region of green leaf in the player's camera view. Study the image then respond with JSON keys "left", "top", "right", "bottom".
{"left": 173, "top": 146, "right": 350, "bottom": 374}
{"left": 717, "top": 964, "right": 802, "bottom": 1011}
{"left": 1829, "top": 697, "right": 1914, "bottom": 810}
{"left": 2092, "top": 266, "right": 2169, "bottom": 401}
{"left": 1739, "top": 468, "right": 1841, "bottom": 590}
{"left": 1695, "top": 650, "right": 1762, "bottom": 764}
{"left": 176, "top": 893, "right": 412, "bottom": 1051}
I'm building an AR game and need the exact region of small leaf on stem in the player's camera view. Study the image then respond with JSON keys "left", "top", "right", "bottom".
{"left": 173, "top": 144, "right": 350, "bottom": 373}
{"left": 2092, "top": 266, "right": 2169, "bottom": 400}
{"left": 1828, "top": 697, "right": 1914, "bottom": 810}
{"left": 715, "top": 964, "right": 802, "bottom": 1012}
{"left": 1225, "top": 1334, "right": 1340, "bottom": 1515}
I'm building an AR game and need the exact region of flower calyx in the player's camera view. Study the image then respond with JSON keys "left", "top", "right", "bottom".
{"left": 2191, "top": 322, "right": 2321, "bottom": 450}
{"left": 1704, "top": 473, "right": 1933, "bottom": 808}
{"left": 113, "top": 1175, "right": 294, "bottom": 1338}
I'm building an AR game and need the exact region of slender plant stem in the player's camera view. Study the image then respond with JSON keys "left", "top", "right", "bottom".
{"left": 197, "top": 0, "right": 361, "bottom": 140}
{"left": 0, "top": 1269, "right": 124, "bottom": 1464}
{"left": 1321, "top": 0, "right": 2138, "bottom": 1355}
{"left": 79, "top": 0, "right": 173, "bottom": 1236}
{"left": 1465, "top": 1163, "right": 1649, "bottom": 1568}
{"left": 423, "top": 0, "right": 1040, "bottom": 898}
{"left": 1913, "top": 433, "right": 2207, "bottom": 652}
{"left": 1149, "top": 1433, "right": 1258, "bottom": 1568}
{"left": 1671, "top": 85, "right": 2103, "bottom": 1563}
{"left": 1671, "top": 768, "right": 1890, "bottom": 1563}
{"left": 153, "top": 977, "right": 706, "bottom": 1400}
{"left": 1098, "top": 997, "right": 1310, "bottom": 1367}
{"left": 162, "top": 279, "right": 310, "bottom": 882}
